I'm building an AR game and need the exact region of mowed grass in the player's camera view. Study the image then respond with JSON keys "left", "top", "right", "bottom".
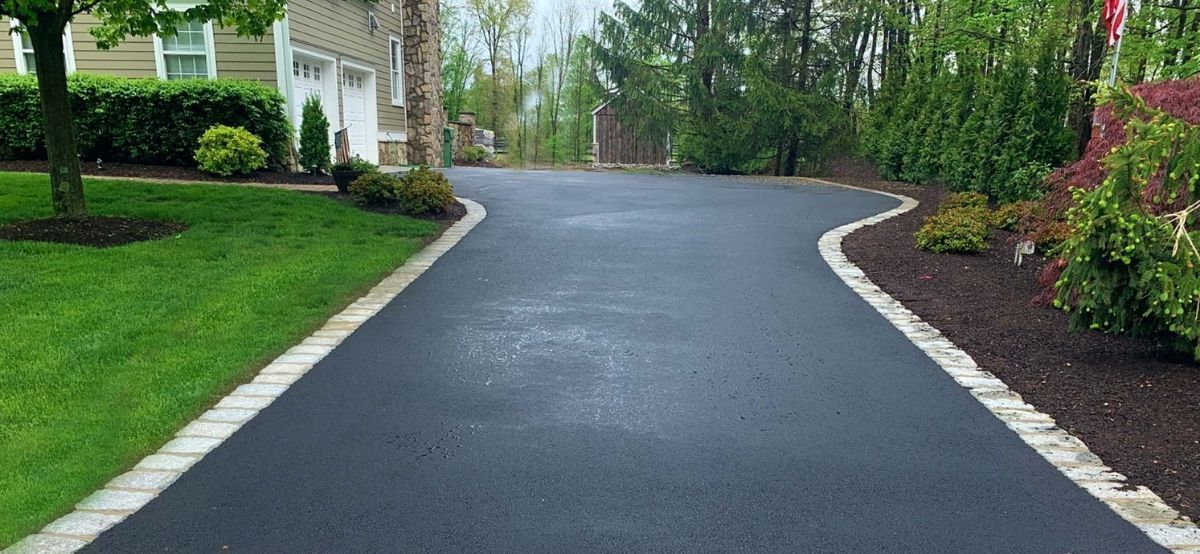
{"left": 0, "top": 173, "right": 437, "bottom": 546}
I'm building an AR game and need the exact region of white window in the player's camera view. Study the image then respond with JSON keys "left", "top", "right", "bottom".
{"left": 154, "top": 20, "right": 216, "bottom": 80}
{"left": 389, "top": 36, "right": 404, "bottom": 106}
{"left": 9, "top": 20, "right": 75, "bottom": 75}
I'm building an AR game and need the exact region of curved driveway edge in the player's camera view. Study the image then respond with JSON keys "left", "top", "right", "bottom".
{"left": 811, "top": 178, "right": 1200, "bottom": 553}
{"left": 4, "top": 198, "right": 487, "bottom": 554}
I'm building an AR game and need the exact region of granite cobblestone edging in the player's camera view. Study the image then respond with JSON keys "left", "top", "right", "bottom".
{"left": 5, "top": 198, "right": 487, "bottom": 554}
{"left": 808, "top": 178, "right": 1200, "bottom": 553}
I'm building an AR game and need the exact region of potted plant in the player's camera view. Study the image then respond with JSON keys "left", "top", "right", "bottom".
{"left": 331, "top": 156, "right": 379, "bottom": 192}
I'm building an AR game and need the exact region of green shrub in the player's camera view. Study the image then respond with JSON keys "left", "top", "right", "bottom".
{"left": 915, "top": 207, "right": 990, "bottom": 253}
{"left": 194, "top": 125, "right": 268, "bottom": 176}
{"left": 333, "top": 156, "right": 379, "bottom": 173}
{"left": 397, "top": 166, "right": 455, "bottom": 215}
{"left": 940, "top": 191, "right": 989, "bottom": 212}
{"left": 989, "top": 200, "right": 1038, "bottom": 231}
{"left": 460, "top": 145, "right": 489, "bottom": 163}
{"left": 1054, "top": 89, "right": 1200, "bottom": 360}
{"left": 0, "top": 73, "right": 290, "bottom": 166}
{"left": 1002, "top": 163, "right": 1052, "bottom": 203}
{"left": 298, "top": 95, "right": 330, "bottom": 173}
{"left": 349, "top": 172, "right": 402, "bottom": 206}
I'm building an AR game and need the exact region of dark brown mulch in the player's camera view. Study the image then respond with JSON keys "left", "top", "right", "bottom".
{"left": 0, "top": 216, "right": 186, "bottom": 248}
{"left": 310, "top": 191, "right": 468, "bottom": 223}
{"left": 832, "top": 169, "right": 1200, "bottom": 523}
{"left": 0, "top": 159, "right": 335, "bottom": 186}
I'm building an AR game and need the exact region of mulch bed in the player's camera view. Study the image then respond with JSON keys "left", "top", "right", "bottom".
{"left": 0, "top": 216, "right": 186, "bottom": 248}
{"left": 0, "top": 160, "right": 335, "bottom": 186}
{"left": 832, "top": 168, "right": 1200, "bottom": 523}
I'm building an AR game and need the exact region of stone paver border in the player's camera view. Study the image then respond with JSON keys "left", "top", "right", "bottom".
{"left": 5, "top": 198, "right": 486, "bottom": 554}
{"left": 809, "top": 177, "right": 1199, "bottom": 553}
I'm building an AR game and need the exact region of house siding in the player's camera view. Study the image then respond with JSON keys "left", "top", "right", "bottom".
{"left": 213, "top": 28, "right": 277, "bottom": 85}
{"left": 0, "top": 15, "right": 276, "bottom": 84}
{"left": 70, "top": 15, "right": 156, "bottom": 78}
{"left": 289, "top": 0, "right": 406, "bottom": 133}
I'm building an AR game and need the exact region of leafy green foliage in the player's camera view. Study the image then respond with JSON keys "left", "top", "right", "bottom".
{"left": 916, "top": 207, "right": 990, "bottom": 253}
{"left": 348, "top": 172, "right": 402, "bottom": 206}
{"left": 398, "top": 166, "right": 456, "bottom": 215}
{"left": 333, "top": 156, "right": 379, "bottom": 173}
{"left": 0, "top": 74, "right": 290, "bottom": 166}
{"left": 460, "top": 145, "right": 490, "bottom": 163}
{"left": 989, "top": 200, "right": 1039, "bottom": 232}
{"left": 298, "top": 95, "right": 330, "bottom": 174}
{"left": 941, "top": 192, "right": 989, "bottom": 211}
{"left": 1054, "top": 89, "right": 1200, "bottom": 360}
{"left": 194, "top": 125, "right": 267, "bottom": 176}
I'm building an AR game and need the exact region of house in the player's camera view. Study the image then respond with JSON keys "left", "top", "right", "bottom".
{"left": 0, "top": 0, "right": 444, "bottom": 166}
{"left": 592, "top": 100, "right": 671, "bottom": 167}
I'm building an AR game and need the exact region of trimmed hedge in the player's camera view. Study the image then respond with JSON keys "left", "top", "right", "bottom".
{"left": 0, "top": 73, "right": 291, "bottom": 167}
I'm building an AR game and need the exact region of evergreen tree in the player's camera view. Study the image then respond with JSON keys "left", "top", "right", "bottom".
{"left": 298, "top": 96, "right": 330, "bottom": 174}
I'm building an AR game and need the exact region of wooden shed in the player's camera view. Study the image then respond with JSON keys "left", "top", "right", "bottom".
{"left": 592, "top": 101, "right": 671, "bottom": 166}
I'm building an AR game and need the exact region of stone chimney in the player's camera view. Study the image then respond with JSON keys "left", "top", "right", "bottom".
{"left": 403, "top": 0, "right": 445, "bottom": 166}
{"left": 457, "top": 112, "right": 476, "bottom": 127}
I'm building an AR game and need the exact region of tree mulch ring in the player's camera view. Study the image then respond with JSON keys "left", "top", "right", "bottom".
{"left": 310, "top": 191, "right": 468, "bottom": 223}
{"left": 0, "top": 159, "right": 334, "bottom": 186}
{"left": 0, "top": 216, "right": 187, "bottom": 248}
{"left": 831, "top": 171, "right": 1200, "bottom": 523}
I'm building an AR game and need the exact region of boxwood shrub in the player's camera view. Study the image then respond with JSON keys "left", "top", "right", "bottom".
{"left": 0, "top": 73, "right": 291, "bottom": 167}
{"left": 915, "top": 207, "right": 990, "bottom": 253}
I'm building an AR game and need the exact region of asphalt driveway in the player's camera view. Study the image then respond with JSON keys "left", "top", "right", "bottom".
{"left": 85, "top": 169, "right": 1162, "bottom": 552}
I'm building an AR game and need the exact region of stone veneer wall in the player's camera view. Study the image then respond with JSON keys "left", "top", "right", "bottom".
{"left": 403, "top": 0, "right": 445, "bottom": 167}
{"left": 379, "top": 141, "right": 408, "bottom": 166}
{"left": 449, "top": 112, "right": 476, "bottom": 161}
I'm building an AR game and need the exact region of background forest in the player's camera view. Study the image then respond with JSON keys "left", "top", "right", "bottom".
{"left": 447, "top": 0, "right": 1198, "bottom": 183}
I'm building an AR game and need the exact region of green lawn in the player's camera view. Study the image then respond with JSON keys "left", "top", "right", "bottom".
{"left": 0, "top": 173, "right": 437, "bottom": 546}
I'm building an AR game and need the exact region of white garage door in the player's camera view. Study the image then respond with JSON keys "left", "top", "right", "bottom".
{"left": 291, "top": 56, "right": 325, "bottom": 131}
{"left": 341, "top": 70, "right": 368, "bottom": 159}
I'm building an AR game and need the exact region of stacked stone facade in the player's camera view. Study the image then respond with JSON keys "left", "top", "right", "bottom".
{"left": 403, "top": 0, "right": 445, "bottom": 167}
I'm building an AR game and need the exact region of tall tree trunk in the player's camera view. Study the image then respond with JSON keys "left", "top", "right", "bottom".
{"left": 1067, "top": 0, "right": 1106, "bottom": 158}
{"left": 29, "top": 18, "right": 85, "bottom": 217}
{"left": 783, "top": 0, "right": 814, "bottom": 177}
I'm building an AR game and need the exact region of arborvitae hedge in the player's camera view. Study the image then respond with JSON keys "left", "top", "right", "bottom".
{"left": 865, "top": 48, "right": 1075, "bottom": 203}
{"left": 0, "top": 74, "right": 291, "bottom": 167}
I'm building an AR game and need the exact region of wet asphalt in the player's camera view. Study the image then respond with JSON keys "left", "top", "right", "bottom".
{"left": 84, "top": 169, "right": 1163, "bottom": 552}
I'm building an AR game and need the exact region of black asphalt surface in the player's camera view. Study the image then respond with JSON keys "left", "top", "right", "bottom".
{"left": 86, "top": 169, "right": 1163, "bottom": 553}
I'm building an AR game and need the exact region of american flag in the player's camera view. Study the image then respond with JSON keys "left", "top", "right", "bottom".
{"left": 1102, "top": 0, "right": 1128, "bottom": 47}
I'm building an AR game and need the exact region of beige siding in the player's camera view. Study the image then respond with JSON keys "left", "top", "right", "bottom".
{"left": 0, "top": 19, "right": 16, "bottom": 73}
{"left": 290, "top": 0, "right": 406, "bottom": 132}
{"left": 0, "top": 15, "right": 276, "bottom": 82}
{"left": 214, "top": 28, "right": 277, "bottom": 85}
{"left": 70, "top": 15, "right": 156, "bottom": 78}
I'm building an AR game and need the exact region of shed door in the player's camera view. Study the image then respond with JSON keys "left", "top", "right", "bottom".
{"left": 341, "top": 70, "right": 368, "bottom": 159}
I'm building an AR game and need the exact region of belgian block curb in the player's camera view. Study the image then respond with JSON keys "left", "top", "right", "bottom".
{"left": 809, "top": 178, "right": 1200, "bottom": 553}
{"left": 4, "top": 198, "right": 487, "bottom": 554}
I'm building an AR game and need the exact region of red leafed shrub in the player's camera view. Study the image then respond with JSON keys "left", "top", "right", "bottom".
{"left": 1031, "top": 78, "right": 1200, "bottom": 302}
{"left": 1034, "top": 78, "right": 1200, "bottom": 238}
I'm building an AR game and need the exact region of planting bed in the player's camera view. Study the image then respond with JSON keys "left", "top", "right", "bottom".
{"left": 0, "top": 216, "right": 186, "bottom": 248}
{"left": 832, "top": 171, "right": 1200, "bottom": 523}
{"left": 0, "top": 160, "right": 333, "bottom": 186}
